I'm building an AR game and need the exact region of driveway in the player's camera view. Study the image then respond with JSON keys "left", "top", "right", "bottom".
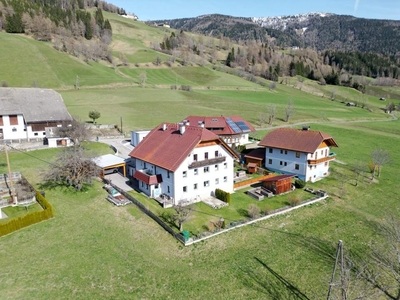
{"left": 98, "top": 138, "right": 133, "bottom": 159}
{"left": 105, "top": 173, "right": 133, "bottom": 192}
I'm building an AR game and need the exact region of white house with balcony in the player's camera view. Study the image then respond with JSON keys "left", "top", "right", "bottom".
{"left": 0, "top": 88, "right": 72, "bottom": 142}
{"left": 259, "top": 127, "right": 339, "bottom": 182}
{"left": 128, "top": 122, "right": 239, "bottom": 206}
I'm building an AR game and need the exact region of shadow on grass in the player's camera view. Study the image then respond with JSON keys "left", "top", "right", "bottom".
{"left": 159, "top": 211, "right": 178, "bottom": 230}
{"left": 38, "top": 181, "right": 91, "bottom": 193}
{"left": 237, "top": 208, "right": 249, "bottom": 218}
{"left": 241, "top": 257, "right": 310, "bottom": 299}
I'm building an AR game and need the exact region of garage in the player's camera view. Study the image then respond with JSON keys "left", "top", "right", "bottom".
{"left": 94, "top": 154, "right": 127, "bottom": 178}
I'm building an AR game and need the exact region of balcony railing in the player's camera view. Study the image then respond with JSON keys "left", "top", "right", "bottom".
{"left": 188, "top": 156, "right": 226, "bottom": 169}
{"left": 308, "top": 155, "right": 336, "bottom": 165}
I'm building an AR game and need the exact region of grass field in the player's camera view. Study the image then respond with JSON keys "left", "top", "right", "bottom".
{"left": 1, "top": 12, "right": 400, "bottom": 299}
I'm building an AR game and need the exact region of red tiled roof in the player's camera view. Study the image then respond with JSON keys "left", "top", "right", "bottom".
{"left": 185, "top": 115, "right": 255, "bottom": 135}
{"left": 259, "top": 128, "right": 338, "bottom": 153}
{"left": 262, "top": 174, "right": 294, "bottom": 182}
{"left": 133, "top": 171, "right": 163, "bottom": 185}
{"left": 129, "top": 123, "right": 237, "bottom": 172}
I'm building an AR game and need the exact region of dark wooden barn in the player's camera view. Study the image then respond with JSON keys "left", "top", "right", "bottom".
{"left": 262, "top": 174, "right": 294, "bottom": 195}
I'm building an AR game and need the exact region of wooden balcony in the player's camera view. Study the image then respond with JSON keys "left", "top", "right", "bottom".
{"left": 188, "top": 156, "right": 226, "bottom": 169}
{"left": 308, "top": 154, "right": 336, "bottom": 165}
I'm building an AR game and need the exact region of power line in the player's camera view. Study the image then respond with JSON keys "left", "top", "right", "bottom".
{"left": 5, "top": 144, "right": 58, "bottom": 167}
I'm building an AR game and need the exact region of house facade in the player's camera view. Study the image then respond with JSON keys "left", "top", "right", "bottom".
{"left": 259, "top": 128, "right": 338, "bottom": 182}
{"left": 128, "top": 122, "right": 239, "bottom": 206}
{"left": 183, "top": 115, "right": 256, "bottom": 147}
{"left": 0, "top": 88, "right": 72, "bottom": 142}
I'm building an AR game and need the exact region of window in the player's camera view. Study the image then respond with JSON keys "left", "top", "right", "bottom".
{"left": 284, "top": 162, "right": 287, "bottom": 166}
{"left": 167, "top": 171, "right": 170, "bottom": 178}
{"left": 321, "top": 150, "right": 323, "bottom": 155}
{"left": 9, "top": 115, "right": 18, "bottom": 125}
{"left": 285, "top": 150, "right": 288, "bottom": 155}
{"left": 215, "top": 178, "right": 219, "bottom": 185}
{"left": 146, "top": 184, "right": 149, "bottom": 190}
{"left": 269, "top": 148, "right": 273, "bottom": 153}
{"left": 215, "top": 150, "right": 219, "bottom": 157}
{"left": 183, "top": 171, "right": 187, "bottom": 178}
{"left": 325, "top": 162, "right": 328, "bottom": 166}
{"left": 204, "top": 181, "right": 209, "bottom": 187}
{"left": 167, "top": 186, "right": 170, "bottom": 193}
{"left": 205, "top": 152, "right": 208, "bottom": 159}
{"left": 194, "top": 168, "right": 198, "bottom": 175}
{"left": 34, "top": 132, "right": 38, "bottom": 136}
{"left": 268, "top": 159, "right": 272, "bottom": 164}
{"left": 223, "top": 176, "right": 227, "bottom": 182}
{"left": 43, "top": 132, "right": 46, "bottom": 135}
{"left": 141, "top": 182, "right": 144, "bottom": 187}
{"left": 183, "top": 186, "right": 187, "bottom": 192}
{"left": 280, "top": 149, "right": 283, "bottom": 154}
{"left": 295, "top": 164, "right": 300, "bottom": 170}
{"left": 193, "top": 154, "right": 198, "bottom": 161}
{"left": 224, "top": 162, "right": 227, "bottom": 169}
{"left": 325, "top": 149, "right": 328, "bottom": 156}
{"left": 215, "top": 164, "right": 219, "bottom": 171}
{"left": 144, "top": 162, "right": 147, "bottom": 168}
{"left": 194, "top": 183, "right": 198, "bottom": 190}
{"left": 155, "top": 184, "right": 159, "bottom": 189}
{"left": 296, "top": 152, "right": 300, "bottom": 158}
{"left": 204, "top": 166, "right": 209, "bottom": 173}
{"left": 280, "top": 161, "right": 283, "bottom": 166}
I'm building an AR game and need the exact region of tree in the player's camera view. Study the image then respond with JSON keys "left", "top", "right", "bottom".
{"left": 139, "top": 72, "right": 147, "bottom": 87}
{"left": 248, "top": 204, "right": 260, "bottom": 219}
{"left": 173, "top": 205, "right": 191, "bottom": 231}
{"left": 267, "top": 104, "right": 276, "bottom": 125}
{"left": 42, "top": 145, "right": 100, "bottom": 191}
{"left": 88, "top": 110, "right": 101, "bottom": 124}
{"left": 58, "top": 118, "right": 91, "bottom": 145}
{"left": 371, "top": 149, "right": 390, "bottom": 178}
{"left": 284, "top": 99, "right": 295, "bottom": 122}
{"left": 351, "top": 161, "right": 366, "bottom": 186}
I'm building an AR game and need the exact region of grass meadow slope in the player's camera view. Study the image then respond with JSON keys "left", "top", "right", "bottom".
{"left": 0, "top": 12, "right": 400, "bottom": 299}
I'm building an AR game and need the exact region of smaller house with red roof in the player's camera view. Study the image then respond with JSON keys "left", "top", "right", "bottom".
{"left": 259, "top": 127, "right": 338, "bottom": 182}
{"left": 183, "top": 116, "right": 255, "bottom": 147}
{"left": 128, "top": 122, "right": 239, "bottom": 206}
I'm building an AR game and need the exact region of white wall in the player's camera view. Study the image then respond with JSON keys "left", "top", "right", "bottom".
{"left": 130, "top": 131, "right": 150, "bottom": 147}
{"left": 0, "top": 115, "right": 27, "bottom": 140}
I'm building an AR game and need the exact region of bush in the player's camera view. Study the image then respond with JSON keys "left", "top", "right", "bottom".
{"left": 248, "top": 204, "right": 260, "bottom": 218}
{"left": 289, "top": 195, "right": 301, "bottom": 207}
{"left": 180, "top": 85, "right": 192, "bottom": 92}
{"left": 215, "top": 188, "right": 231, "bottom": 204}
{"left": 294, "top": 179, "right": 306, "bottom": 189}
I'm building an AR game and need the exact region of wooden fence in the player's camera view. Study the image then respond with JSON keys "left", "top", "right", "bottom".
{"left": 234, "top": 174, "right": 275, "bottom": 189}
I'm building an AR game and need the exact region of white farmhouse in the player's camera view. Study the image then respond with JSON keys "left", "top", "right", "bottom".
{"left": 259, "top": 127, "right": 338, "bottom": 182}
{"left": 0, "top": 88, "right": 72, "bottom": 143}
{"left": 128, "top": 122, "right": 239, "bottom": 206}
{"left": 183, "top": 115, "right": 256, "bottom": 147}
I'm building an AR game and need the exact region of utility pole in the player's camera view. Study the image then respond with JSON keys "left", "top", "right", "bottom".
{"left": 4, "top": 144, "right": 16, "bottom": 205}
{"left": 327, "top": 240, "right": 347, "bottom": 300}
{"left": 120, "top": 117, "right": 123, "bottom": 135}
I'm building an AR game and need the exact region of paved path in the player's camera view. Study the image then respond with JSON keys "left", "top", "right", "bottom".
{"left": 97, "top": 138, "right": 133, "bottom": 159}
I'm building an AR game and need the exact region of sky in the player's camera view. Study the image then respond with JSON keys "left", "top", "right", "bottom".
{"left": 109, "top": 0, "right": 400, "bottom": 21}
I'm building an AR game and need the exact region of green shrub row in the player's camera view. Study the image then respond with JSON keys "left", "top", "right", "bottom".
{"left": 0, "top": 191, "right": 54, "bottom": 237}
{"left": 215, "top": 188, "right": 231, "bottom": 204}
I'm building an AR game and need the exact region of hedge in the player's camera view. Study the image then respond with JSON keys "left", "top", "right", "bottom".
{"left": 215, "top": 188, "right": 231, "bottom": 204}
{"left": 0, "top": 191, "right": 54, "bottom": 237}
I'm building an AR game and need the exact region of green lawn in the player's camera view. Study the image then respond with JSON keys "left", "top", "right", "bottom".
{"left": 0, "top": 116, "right": 398, "bottom": 298}
{"left": 0, "top": 203, "right": 43, "bottom": 224}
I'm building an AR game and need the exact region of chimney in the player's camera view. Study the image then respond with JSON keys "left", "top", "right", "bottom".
{"left": 162, "top": 123, "right": 167, "bottom": 131}
{"left": 179, "top": 122, "right": 185, "bottom": 135}
{"left": 198, "top": 121, "right": 204, "bottom": 128}
{"left": 302, "top": 126, "right": 310, "bottom": 131}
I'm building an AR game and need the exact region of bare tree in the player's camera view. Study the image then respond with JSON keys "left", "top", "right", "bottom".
{"left": 139, "top": 72, "right": 147, "bottom": 87}
{"left": 248, "top": 204, "right": 260, "bottom": 219}
{"left": 173, "top": 205, "right": 191, "bottom": 231}
{"left": 258, "top": 112, "right": 267, "bottom": 127}
{"left": 371, "top": 149, "right": 390, "bottom": 178}
{"left": 42, "top": 145, "right": 100, "bottom": 191}
{"left": 119, "top": 53, "right": 128, "bottom": 66}
{"left": 284, "top": 99, "right": 295, "bottom": 122}
{"left": 351, "top": 161, "right": 366, "bottom": 186}
{"left": 58, "top": 118, "right": 91, "bottom": 145}
{"left": 267, "top": 104, "right": 276, "bottom": 125}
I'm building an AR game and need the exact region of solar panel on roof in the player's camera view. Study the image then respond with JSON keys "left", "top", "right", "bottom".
{"left": 226, "top": 117, "right": 242, "bottom": 133}
{"left": 236, "top": 121, "right": 250, "bottom": 132}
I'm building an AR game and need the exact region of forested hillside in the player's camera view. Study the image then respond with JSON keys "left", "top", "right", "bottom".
{"left": 0, "top": 0, "right": 126, "bottom": 62}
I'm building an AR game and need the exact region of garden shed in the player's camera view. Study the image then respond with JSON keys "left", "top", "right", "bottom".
{"left": 247, "top": 162, "right": 258, "bottom": 174}
{"left": 262, "top": 174, "right": 294, "bottom": 195}
{"left": 244, "top": 148, "right": 265, "bottom": 167}
{"left": 94, "top": 154, "right": 127, "bottom": 178}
